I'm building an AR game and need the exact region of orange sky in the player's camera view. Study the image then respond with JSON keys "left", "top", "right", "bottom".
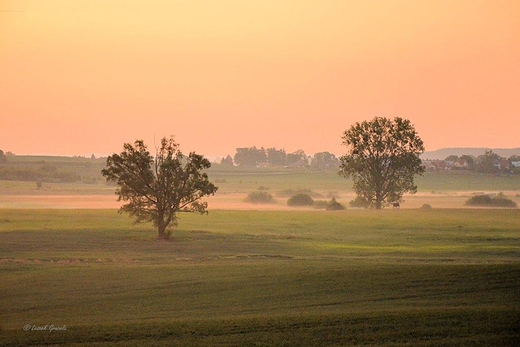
{"left": 1, "top": 0, "right": 519, "bottom": 157}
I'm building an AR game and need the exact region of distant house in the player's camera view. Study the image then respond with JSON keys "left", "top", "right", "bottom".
{"left": 512, "top": 161, "right": 520, "bottom": 169}
{"left": 422, "top": 159, "right": 450, "bottom": 171}
{"left": 451, "top": 158, "right": 470, "bottom": 169}
{"left": 494, "top": 159, "right": 511, "bottom": 171}
{"left": 284, "top": 161, "right": 307, "bottom": 169}
{"left": 421, "top": 160, "right": 436, "bottom": 171}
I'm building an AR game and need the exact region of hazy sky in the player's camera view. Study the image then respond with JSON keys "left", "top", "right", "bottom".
{"left": 1, "top": 0, "right": 519, "bottom": 157}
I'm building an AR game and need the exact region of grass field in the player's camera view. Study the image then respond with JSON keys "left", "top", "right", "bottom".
{"left": 1, "top": 209, "right": 519, "bottom": 346}
{"left": 2, "top": 155, "right": 520, "bottom": 194}
{"left": 1, "top": 167, "right": 520, "bottom": 210}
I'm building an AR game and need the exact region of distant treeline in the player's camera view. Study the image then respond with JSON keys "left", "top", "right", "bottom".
{"left": 220, "top": 147, "right": 520, "bottom": 174}
{"left": 425, "top": 150, "right": 520, "bottom": 174}
{"left": 220, "top": 147, "right": 340, "bottom": 171}
{"left": 0, "top": 163, "right": 81, "bottom": 183}
{"left": 423, "top": 147, "right": 520, "bottom": 160}
{"left": 2, "top": 147, "right": 520, "bottom": 178}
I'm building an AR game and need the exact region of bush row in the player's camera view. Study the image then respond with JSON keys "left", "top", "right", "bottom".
{"left": 465, "top": 193, "right": 517, "bottom": 208}
{"left": 244, "top": 192, "right": 346, "bottom": 210}
{"left": 287, "top": 193, "right": 345, "bottom": 210}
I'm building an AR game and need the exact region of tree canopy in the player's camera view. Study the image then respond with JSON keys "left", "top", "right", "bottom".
{"left": 233, "top": 147, "right": 267, "bottom": 167}
{"left": 339, "top": 117, "right": 425, "bottom": 209}
{"left": 101, "top": 137, "right": 218, "bottom": 239}
{"left": 311, "top": 151, "right": 340, "bottom": 171}
{"left": 0, "top": 150, "right": 6, "bottom": 163}
{"left": 266, "top": 147, "right": 287, "bottom": 166}
{"left": 220, "top": 155, "right": 234, "bottom": 166}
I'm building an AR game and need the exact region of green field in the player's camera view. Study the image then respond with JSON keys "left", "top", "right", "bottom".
{"left": 1, "top": 209, "right": 519, "bottom": 346}
{"left": 2, "top": 155, "right": 520, "bottom": 195}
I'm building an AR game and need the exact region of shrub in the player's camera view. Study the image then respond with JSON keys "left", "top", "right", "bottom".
{"left": 465, "top": 193, "right": 517, "bottom": 208}
{"left": 277, "top": 188, "right": 322, "bottom": 198}
{"left": 258, "top": 186, "right": 270, "bottom": 191}
{"left": 287, "top": 194, "right": 314, "bottom": 206}
{"left": 349, "top": 195, "right": 369, "bottom": 208}
{"left": 312, "top": 198, "right": 345, "bottom": 210}
{"left": 245, "top": 191, "right": 275, "bottom": 204}
{"left": 420, "top": 203, "right": 432, "bottom": 210}
{"left": 312, "top": 200, "right": 329, "bottom": 209}
{"left": 326, "top": 197, "right": 345, "bottom": 211}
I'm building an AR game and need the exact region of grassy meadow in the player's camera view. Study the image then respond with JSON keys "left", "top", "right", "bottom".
{"left": 1, "top": 156, "right": 520, "bottom": 345}
{"left": 1, "top": 208, "right": 519, "bottom": 346}
{"left": 1, "top": 159, "right": 520, "bottom": 210}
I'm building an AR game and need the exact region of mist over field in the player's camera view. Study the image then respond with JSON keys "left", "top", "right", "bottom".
{"left": 2, "top": 1, "right": 520, "bottom": 345}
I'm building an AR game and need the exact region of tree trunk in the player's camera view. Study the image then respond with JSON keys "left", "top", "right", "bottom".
{"left": 157, "top": 216, "right": 170, "bottom": 240}
{"left": 375, "top": 192, "right": 383, "bottom": 210}
{"left": 158, "top": 225, "right": 169, "bottom": 240}
{"left": 157, "top": 212, "right": 169, "bottom": 240}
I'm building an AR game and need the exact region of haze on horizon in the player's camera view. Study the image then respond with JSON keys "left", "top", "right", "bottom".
{"left": 1, "top": 0, "right": 519, "bottom": 158}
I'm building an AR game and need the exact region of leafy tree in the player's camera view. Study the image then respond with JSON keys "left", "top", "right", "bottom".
{"left": 311, "top": 151, "right": 340, "bottom": 171}
{"left": 339, "top": 117, "right": 425, "bottom": 209}
{"left": 286, "top": 149, "right": 309, "bottom": 167}
{"left": 460, "top": 155, "right": 476, "bottom": 169}
{"left": 101, "top": 137, "right": 218, "bottom": 240}
{"left": 0, "top": 150, "right": 6, "bottom": 163}
{"left": 234, "top": 147, "right": 267, "bottom": 167}
{"left": 266, "top": 147, "right": 286, "bottom": 166}
{"left": 220, "top": 155, "right": 234, "bottom": 166}
{"left": 477, "top": 150, "right": 501, "bottom": 173}
{"left": 445, "top": 155, "right": 459, "bottom": 162}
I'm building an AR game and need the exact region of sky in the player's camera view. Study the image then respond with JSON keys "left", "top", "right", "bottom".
{"left": 1, "top": 0, "right": 519, "bottom": 158}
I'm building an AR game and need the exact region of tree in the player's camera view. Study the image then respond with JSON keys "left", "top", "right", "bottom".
{"left": 266, "top": 147, "right": 286, "bottom": 166}
{"left": 0, "top": 150, "right": 6, "bottom": 163}
{"left": 101, "top": 137, "right": 218, "bottom": 240}
{"left": 445, "top": 155, "right": 459, "bottom": 162}
{"left": 234, "top": 147, "right": 267, "bottom": 167}
{"left": 477, "top": 150, "right": 502, "bottom": 173}
{"left": 311, "top": 151, "right": 340, "bottom": 171}
{"left": 460, "top": 155, "right": 476, "bottom": 169}
{"left": 339, "top": 117, "right": 425, "bottom": 209}
{"left": 286, "top": 149, "right": 309, "bottom": 167}
{"left": 220, "top": 155, "right": 234, "bottom": 166}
